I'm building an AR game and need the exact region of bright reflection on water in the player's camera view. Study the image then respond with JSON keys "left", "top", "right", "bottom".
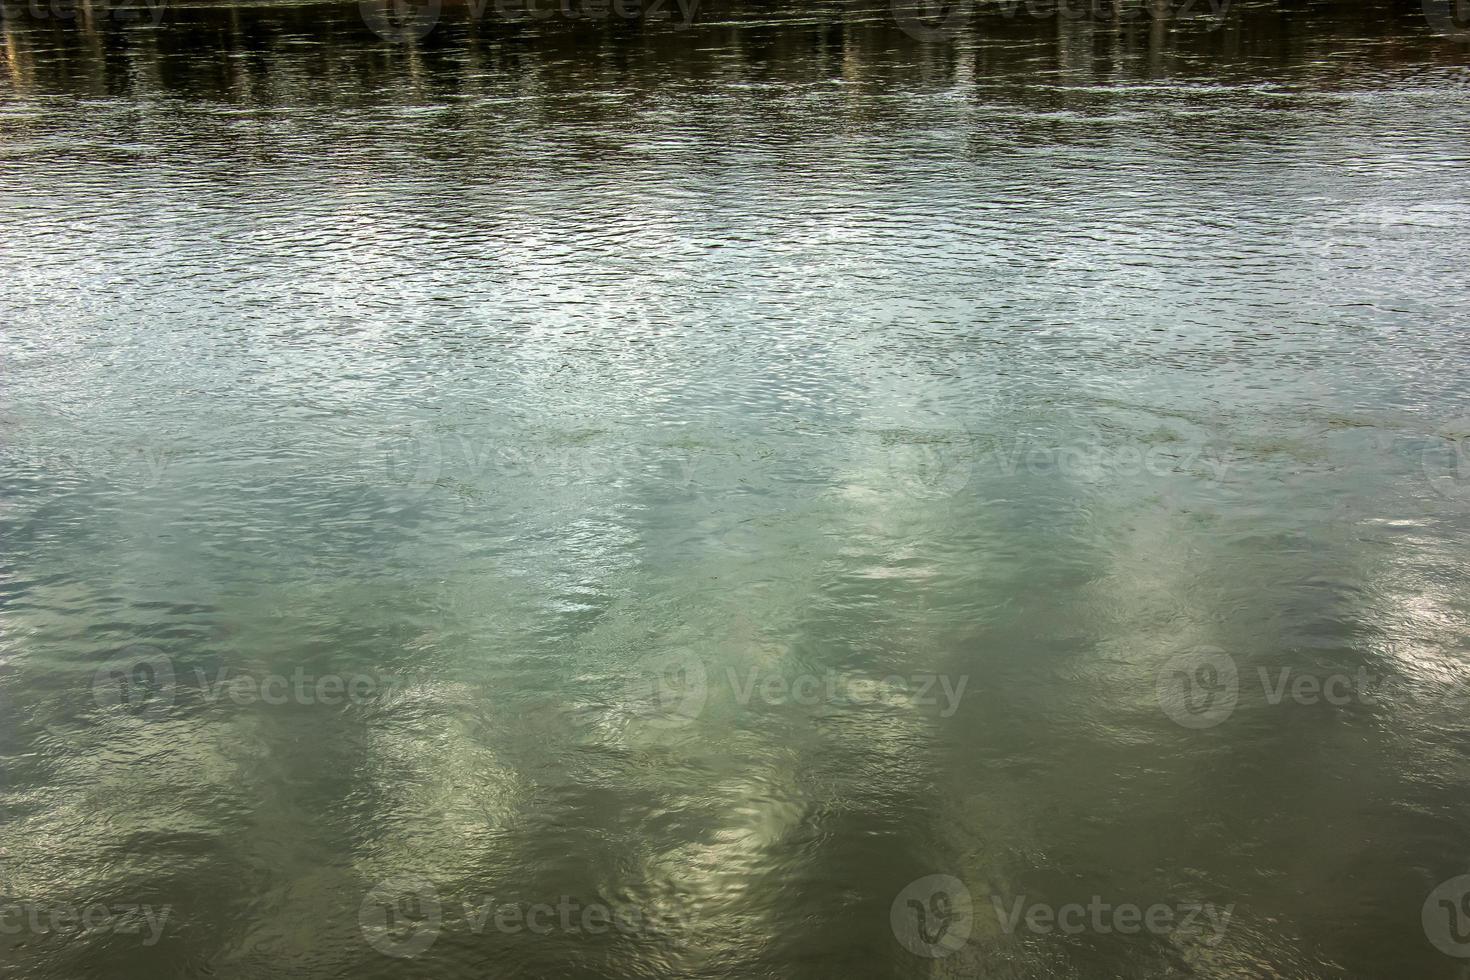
{"left": 2, "top": 0, "right": 1470, "bottom": 976}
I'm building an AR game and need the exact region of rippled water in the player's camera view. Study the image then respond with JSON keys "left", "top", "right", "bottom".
{"left": 2, "top": 1, "right": 1470, "bottom": 976}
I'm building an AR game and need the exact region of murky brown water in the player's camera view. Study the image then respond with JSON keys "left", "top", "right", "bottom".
{"left": 2, "top": 1, "right": 1470, "bottom": 976}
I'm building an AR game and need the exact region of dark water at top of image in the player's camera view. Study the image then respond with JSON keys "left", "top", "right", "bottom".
{"left": 1, "top": 0, "right": 1469, "bottom": 976}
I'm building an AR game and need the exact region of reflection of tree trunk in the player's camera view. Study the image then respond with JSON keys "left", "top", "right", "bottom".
{"left": 1055, "top": 0, "right": 1068, "bottom": 72}
{"left": 0, "top": 12, "right": 17, "bottom": 93}
{"left": 1150, "top": 0, "right": 1164, "bottom": 68}
{"left": 81, "top": 0, "right": 104, "bottom": 64}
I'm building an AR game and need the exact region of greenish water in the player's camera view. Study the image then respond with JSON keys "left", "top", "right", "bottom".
{"left": 2, "top": 1, "right": 1470, "bottom": 976}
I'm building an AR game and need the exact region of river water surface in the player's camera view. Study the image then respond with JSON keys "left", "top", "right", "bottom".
{"left": 2, "top": 1, "right": 1469, "bottom": 977}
